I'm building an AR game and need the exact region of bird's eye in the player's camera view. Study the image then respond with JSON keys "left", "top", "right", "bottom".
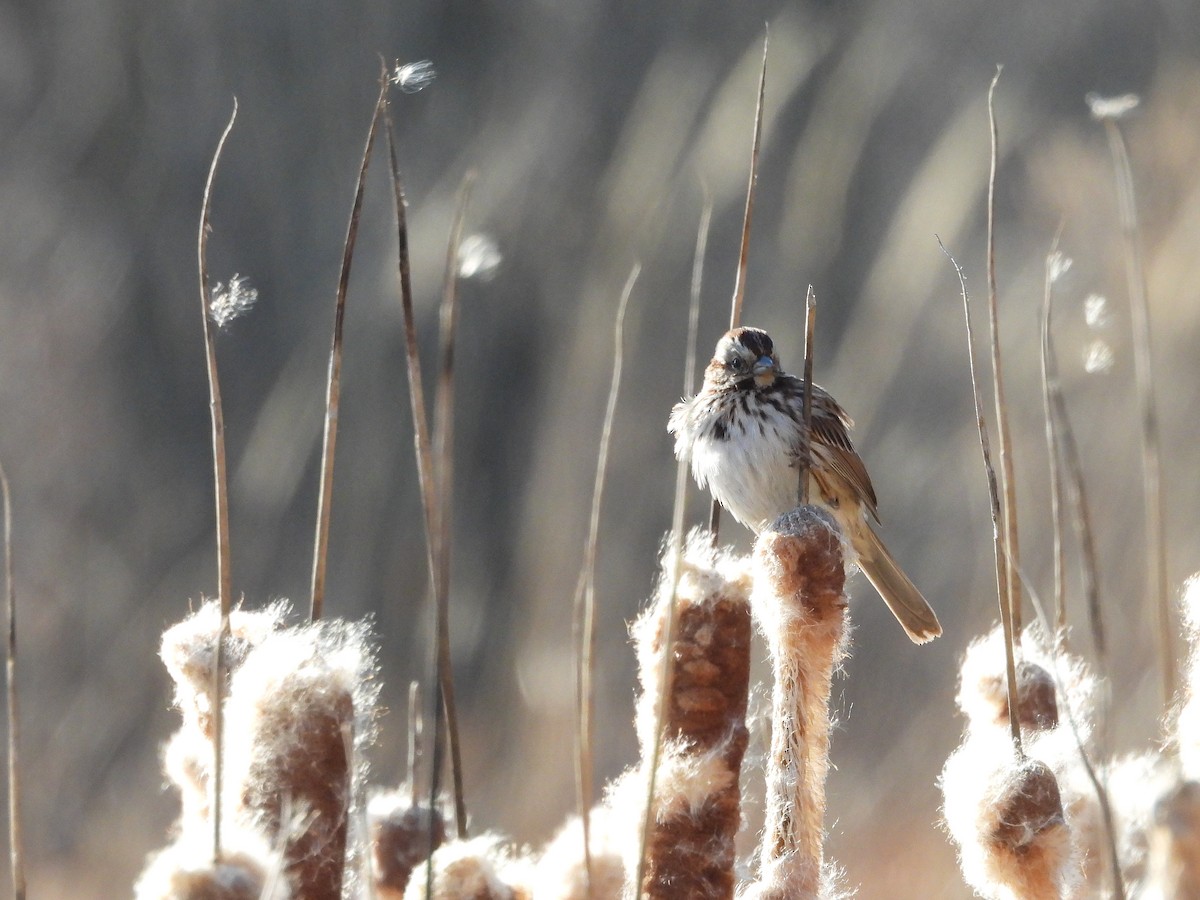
{"left": 728, "top": 357, "right": 745, "bottom": 372}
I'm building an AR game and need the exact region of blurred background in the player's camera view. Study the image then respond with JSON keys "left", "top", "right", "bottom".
{"left": 2, "top": 0, "right": 1199, "bottom": 895}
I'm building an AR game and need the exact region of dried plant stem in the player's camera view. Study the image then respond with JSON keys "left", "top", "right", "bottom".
{"left": 797, "top": 286, "right": 816, "bottom": 506}
{"left": 1040, "top": 241, "right": 1069, "bottom": 638}
{"left": 430, "top": 171, "right": 477, "bottom": 842}
{"left": 197, "top": 99, "right": 238, "bottom": 862}
{"left": 576, "top": 263, "right": 639, "bottom": 893}
{"left": 1041, "top": 247, "right": 1106, "bottom": 664}
{"left": 383, "top": 99, "right": 463, "bottom": 858}
{"left": 407, "top": 681, "right": 422, "bottom": 808}
{"left": 984, "top": 68, "right": 1023, "bottom": 636}
{"left": 309, "top": 79, "right": 389, "bottom": 622}
{"left": 752, "top": 508, "right": 846, "bottom": 897}
{"left": 1098, "top": 113, "right": 1173, "bottom": 709}
{"left": 711, "top": 31, "right": 768, "bottom": 545}
{"left": 0, "top": 462, "right": 23, "bottom": 900}
{"left": 939, "top": 237, "right": 1023, "bottom": 756}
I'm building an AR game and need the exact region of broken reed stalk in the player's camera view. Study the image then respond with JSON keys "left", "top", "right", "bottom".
{"left": 576, "top": 263, "right": 640, "bottom": 894}
{"left": 797, "top": 285, "right": 815, "bottom": 506}
{"left": 633, "top": 206, "right": 711, "bottom": 898}
{"left": 939, "top": 237, "right": 1023, "bottom": 756}
{"left": 631, "top": 534, "right": 752, "bottom": 899}
{"left": 984, "top": 68, "right": 1023, "bottom": 636}
{"left": 383, "top": 100, "right": 464, "bottom": 854}
{"left": 1092, "top": 99, "right": 1174, "bottom": 710}
{"left": 710, "top": 31, "right": 768, "bottom": 544}
{"left": 197, "top": 99, "right": 238, "bottom": 862}
{"left": 1040, "top": 241, "right": 1069, "bottom": 638}
{"left": 0, "top": 461, "right": 23, "bottom": 900}
{"left": 430, "top": 170, "right": 477, "bottom": 843}
{"left": 309, "top": 79, "right": 389, "bottom": 622}
{"left": 750, "top": 508, "right": 846, "bottom": 898}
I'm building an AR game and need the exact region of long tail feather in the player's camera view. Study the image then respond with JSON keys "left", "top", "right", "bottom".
{"left": 855, "top": 525, "right": 942, "bottom": 644}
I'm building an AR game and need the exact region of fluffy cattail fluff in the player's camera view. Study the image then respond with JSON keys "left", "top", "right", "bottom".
{"left": 530, "top": 805, "right": 625, "bottom": 900}
{"left": 369, "top": 787, "right": 448, "bottom": 899}
{"left": 622, "top": 527, "right": 753, "bottom": 900}
{"left": 221, "top": 616, "right": 379, "bottom": 900}
{"left": 134, "top": 825, "right": 287, "bottom": 900}
{"left": 944, "top": 623, "right": 1094, "bottom": 898}
{"left": 159, "top": 600, "right": 290, "bottom": 739}
{"left": 1144, "top": 779, "right": 1200, "bottom": 899}
{"left": 942, "top": 736, "right": 1074, "bottom": 899}
{"left": 1176, "top": 575, "right": 1200, "bottom": 778}
{"left": 953, "top": 623, "right": 1117, "bottom": 893}
{"left": 1104, "top": 752, "right": 1168, "bottom": 890}
{"left": 401, "top": 834, "right": 532, "bottom": 900}
{"left": 738, "top": 506, "right": 849, "bottom": 900}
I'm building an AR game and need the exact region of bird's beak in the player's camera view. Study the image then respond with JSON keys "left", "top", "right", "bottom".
{"left": 752, "top": 356, "right": 776, "bottom": 385}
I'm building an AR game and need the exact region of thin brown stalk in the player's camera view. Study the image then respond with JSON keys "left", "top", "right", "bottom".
{"left": 309, "top": 79, "right": 389, "bottom": 622}
{"left": 797, "top": 285, "right": 816, "bottom": 506}
{"left": 711, "top": 31, "right": 769, "bottom": 544}
{"left": 1040, "top": 239, "right": 1068, "bottom": 638}
{"left": 633, "top": 204, "right": 711, "bottom": 899}
{"left": 382, "top": 94, "right": 458, "bottom": 871}
{"left": 576, "top": 263, "right": 640, "bottom": 895}
{"left": 431, "top": 170, "right": 477, "bottom": 840}
{"left": 0, "top": 461, "right": 23, "bottom": 900}
{"left": 1092, "top": 98, "right": 1173, "bottom": 709}
{"left": 197, "top": 99, "right": 238, "bottom": 862}
{"left": 407, "top": 680, "right": 421, "bottom": 809}
{"left": 984, "top": 68, "right": 1023, "bottom": 635}
{"left": 938, "top": 236, "right": 1022, "bottom": 756}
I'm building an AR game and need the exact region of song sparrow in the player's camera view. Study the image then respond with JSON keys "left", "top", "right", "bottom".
{"left": 668, "top": 326, "right": 941, "bottom": 643}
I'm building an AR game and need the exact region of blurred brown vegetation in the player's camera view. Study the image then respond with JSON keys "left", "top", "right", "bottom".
{"left": 1, "top": 0, "right": 1199, "bottom": 896}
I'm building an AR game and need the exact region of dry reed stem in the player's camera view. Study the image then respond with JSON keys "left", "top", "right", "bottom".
{"left": 577, "top": 263, "right": 640, "bottom": 894}
{"left": 369, "top": 790, "right": 447, "bottom": 899}
{"left": 431, "top": 171, "right": 477, "bottom": 841}
{"left": 743, "top": 507, "right": 846, "bottom": 900}
{"left": 1090, "top": 96, "right": 1174, "bottom": 712}
{"left": 939, "top": 236, "right": 1023, "bottom": 755}
{"left": 309, "top": 77, "right": 389, "bottom": 621}
{"left": 383, "top": 98, "right": 462, "bottom": 861}
{"left": 984, "top": 68, "right": 1024, "bottom": 637}
{"left": 197, "top": 99, "right": 238, "bottom": 861}
{"left": 796, "top": 286, "right": 815, "bottom": 506}
{"left": 629, "top": 532, "right": 752, "bottom": 899}
{"left": 1040, "top": 239, "right": 1069, "bottom": 638}
{"left": 0, "top": 461, "right": 23, "bottom": 900}
{"left": 1042, "top": 284, "right": 1105, "bottom": 663}
{"left": 710, "top": 30, "right": 768, "bottom": 543}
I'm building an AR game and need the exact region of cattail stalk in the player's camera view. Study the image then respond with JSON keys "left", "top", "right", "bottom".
{"left": 630, "top": 533, "right": 752, "bottom": 899}
{"left": 744, "top": 507, "right": 846, "bottom": 899}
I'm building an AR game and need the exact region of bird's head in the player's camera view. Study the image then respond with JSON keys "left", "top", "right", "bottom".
{"left": 704, "top": 326, "right": 780, "bottom": 390}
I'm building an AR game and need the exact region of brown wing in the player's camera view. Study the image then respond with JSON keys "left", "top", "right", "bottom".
{"left": 806, "top": 383, "right": 880, "bottom": 520}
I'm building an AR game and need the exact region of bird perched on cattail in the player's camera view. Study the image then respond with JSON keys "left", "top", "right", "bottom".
{"left": 669, "top": 326, "right": 941, "bottom": 643}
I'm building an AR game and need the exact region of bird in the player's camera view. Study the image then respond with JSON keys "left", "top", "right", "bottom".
{"left": 668, "top": 326, "right": 941, "bottom": 643}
